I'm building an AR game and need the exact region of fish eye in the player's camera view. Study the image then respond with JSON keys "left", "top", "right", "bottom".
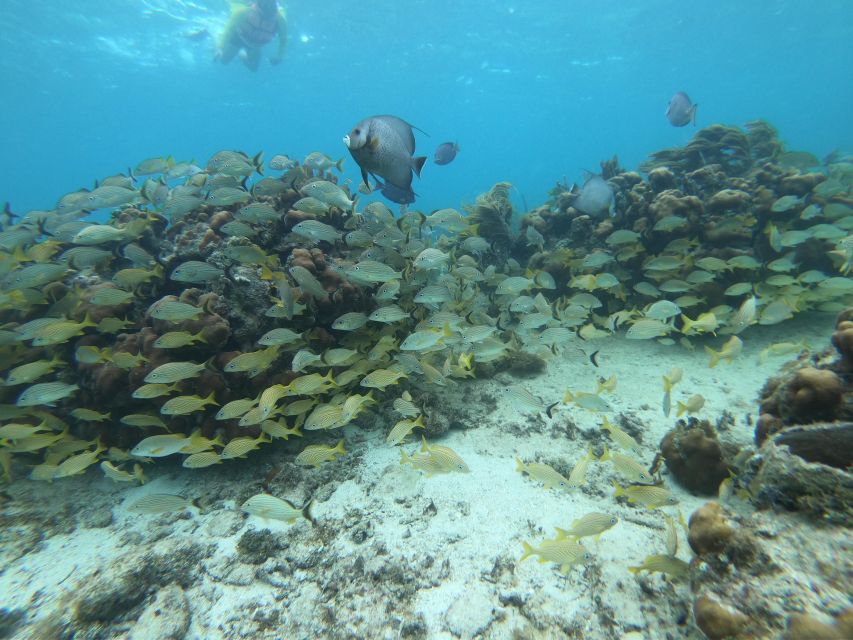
{"left": 354, "top": 128, "right": 361, "bottom": 135}
{"left": 610, "top": 517, "right": 617, "bottom": 524}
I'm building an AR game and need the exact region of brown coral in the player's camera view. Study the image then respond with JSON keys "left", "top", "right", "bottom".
{"left": 787, "top": 367, "right": 843, "bottom": 422}
{"left": 660, "top": 419, "right": 734, "bottom": 495}
{"left": 687, "top": 502, "right": 733, "bottom": 556}
{"left": 705, "top": 189, "right": 751, "bottom": 214}
{"left": 693, "top": 595, "right": 750, "bottom": 640}
{"left": 830, "top": 318, "right": 853, "bottom": 372}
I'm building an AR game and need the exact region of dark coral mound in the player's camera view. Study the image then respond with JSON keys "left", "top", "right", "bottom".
{"left": 660, "top": 419, "right": 736, "bottom": 495}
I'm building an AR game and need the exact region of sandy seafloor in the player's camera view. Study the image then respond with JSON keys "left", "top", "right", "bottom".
{"left": 0, "top": 311, "right": 849, "bottom": 640}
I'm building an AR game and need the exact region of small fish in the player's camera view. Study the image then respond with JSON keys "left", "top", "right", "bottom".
{"left": 160, "top": 392, "right": 217, "bottom": 416}
{"left": 144, "top": 361, "right": 207, "bottom": 384}
{"left": 628, "top": 554, "right": 689, "bottom": 578}
{"left": 242, "top": 494, "right": 315, "bottom": 524}
{"left": 645, "top": 300, "right": 681, "bottom": 321}
{"left": 676, "top": 394, "right": 705, "bottom": 417}
{"left": 215, "top": 398, "right": 257, "bottom": 421}
{"left": 261, "top": 419, "right": 303, "bottom": 440}
{"left": 149, "top": 301, "right": 202, "bottom": 322}
{"left": 600, "top": 416, "right": 642, "bottom": 455}
{"left": 433, "top": 141, "right": 459, "bottom": 165}
{"left": 413, "top": 437, "right": 470, "bottom": 473}
{"left": 127, "top": 494, "right": 196, "bottom": 515}
{"left": 53, "top": 443, "right": 106, "bottom": 478}
{"left": 612, "top": 480, "right": 679, "bottom": 509}
{"left": 131, "top": 434, "right": 192, "bottom": 457}
{"left": 556, "top": 513, "right": 618, "bottom": 540}
{"left": 304, "top": 404, "right": 345, "bottom": 431}
{"left": 291, "top": 349, "right": 323, "bottom": 373}
{"left": 757, "top": 341, "right": 808, "bottom": 364}
{"left": 300, "top": 181, "right": 355, "bottom": 211}
{"left": 393, "top": 391, "right": 421, "bottom": 418}
{"left": 413, "top": 248, "right": 450, "bottom": 271}
{"left": 515, "top": 458, "right": 570, "bottom": 491}
{"left": 289, "top": 265, "right": 327, "bottom": 299}
{"left": 269, "top": 154, "right": 297, "bottom": 171}
{"left": 601, "top": 448, "right": 654, "bottom": 484}
{"left": 568, "top": 447, "right": 597, "bottom": 487}
{"left": 360, "top": 368, "right": 407, "bottom": 389}
{"left": 332, "top": 312, "right": 369, "bottom": 331}
{"left": 153, "top": 330, "right": 207, "bottom": 349}
{"left": 386, "top": 415, "right": 427, "bottom": 445}
{"left": 502, "top": 386, "right": 559, "bottom": 418}
{"left": 89, "top": 288, "right": 135, "bottom": 306}
{"left": 221, "top": 433, "right": 271, "bottom": 459}
{"left": 223, "top": 347, "right": 280, "bottom": 377}
{"left": 169, "top": 261, "right": 224, "bottom": 284}
{"left": 291, "top": 220, "right": 343, "bottom": 244}
{"left": 4, "top": 357, "right": 64, "bottom": 386}
{"left": 369, "top": 304, "right": 411, "bottom": 324}
{"left": 16, "top": 381, "right": 79, "bottom": 407}
{"left": 135, "top": 155, "right": 175, "bottom": 175}
{"left": 705, "top": 336, "right": 742, "bottom": 368}
{"left": 681, "top": 312, "right": 719, "bottom": 335}
{"left": 626, "top": 318, "right": 672, "bottom": 340}
{"left": 666, "top": 91, "right": 697, "bottom": 127}
{"left": 257, "top": 327, "right": 302, "bottom": 346}
{"left": 70, "top": 408, "right": 111, "bottom": 422}
{"left": 183, "top": 452, "right": 223, "bottom": 469}
{"left": 520, "top": 531, "right": 594, "bottom": 574}
{"left": 132, "top": 382, "right": 179, "bottom": 400}
{"left": 101, "top": 461, "right": 146, "bottom": 484}
{"left": 563, "top": 389, "right": 611, "bottom": 412}
{"left": 295, "top": 439, "right": 347, "bottom": 467}
{"left": 303, "top": 151, "right": 344, "bottom": 173}
{"left": 345, "top": 260, "right": 402, "bottom": 284}
{"left": 121, "top": 414, "right": 168, "bottom": 429}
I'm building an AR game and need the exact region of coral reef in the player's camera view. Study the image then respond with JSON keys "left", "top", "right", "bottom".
{"left": 743, "top": 308, "right": 853, "bottom": 525}
{"left": 519, "top": 121, "right": 852, "bottom": 342}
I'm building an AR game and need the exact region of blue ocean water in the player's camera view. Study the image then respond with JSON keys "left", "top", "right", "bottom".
{"left": 0, "top": 0, "right": 851, "bottom": 215}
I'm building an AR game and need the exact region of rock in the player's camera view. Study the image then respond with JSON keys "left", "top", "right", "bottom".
{"left": 128, "top": 584, "right": 190, "bottom": 640}
{"left": 0, "top": 608, "right": 24, "bottom": 639}
{"left": 445, "top": 584, "right": 495, "bottom": 639}
{"left": 749, "top": 436, "right": 853, "bottom": 526}
{"left": 75, "top": 567, "right": 147, "bottom": 624}
{"left": 783, "top": 613, "right": 842, "bottom": 640}
{"left": 237, "top": 528, "right": 283, "bottom": 565}
{"left": 774, "top": 422, "right": 853, "bottom": 469}
{"left": 693, "top": 594, "right": 750, "bottom": 640}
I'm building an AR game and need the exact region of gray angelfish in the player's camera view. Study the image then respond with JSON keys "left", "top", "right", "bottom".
{"left": 343, "top": 115, "right": 427, "bottom": 192}
{"left": 572, "top": 174, "right": 615, "bottom": 218}
{"left": 666, "top": 92, "right": 697, "bottom": 127}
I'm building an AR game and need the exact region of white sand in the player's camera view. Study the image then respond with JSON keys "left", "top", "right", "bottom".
{"left": 0, "top": 312, "right": 844, "bottom": 639}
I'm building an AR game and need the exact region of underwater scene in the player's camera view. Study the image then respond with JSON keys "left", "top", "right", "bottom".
{"left": 1, "top": 1, "right": 852, "bottom": 639}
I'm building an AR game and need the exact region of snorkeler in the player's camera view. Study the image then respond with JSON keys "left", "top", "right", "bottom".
{"left": 216, "top": 0, "right": 287, "bottom": 72}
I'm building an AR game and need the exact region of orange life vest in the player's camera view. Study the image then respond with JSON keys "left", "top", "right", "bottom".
{"left": 238, "top": 5, "right": 278, "bottom": 46}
